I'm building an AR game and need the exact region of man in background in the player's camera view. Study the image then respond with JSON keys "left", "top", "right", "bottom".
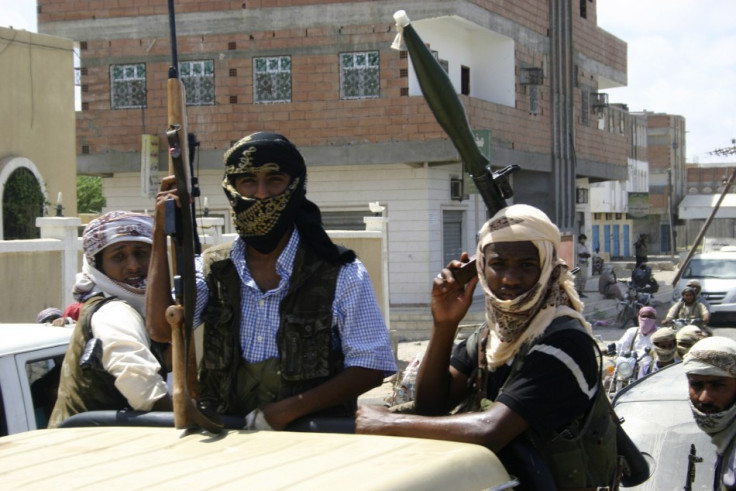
{"left": 575, "top": 233, "right": 590, "bottom": 298}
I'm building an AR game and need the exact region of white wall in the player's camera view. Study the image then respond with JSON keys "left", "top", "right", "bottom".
{"left": 409, "top": 16, "right": 515, "bottom": 107}
{"left": 102, "top": 162, "right": 482, "bottom": 306}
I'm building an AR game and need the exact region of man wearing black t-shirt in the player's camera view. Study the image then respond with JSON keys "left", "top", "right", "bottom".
{"left": 356, "top": 204, "right": 617, "bottom": 489}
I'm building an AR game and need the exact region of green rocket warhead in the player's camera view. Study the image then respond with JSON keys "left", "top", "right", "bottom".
{"left": 392, "top": 10, "right": 519, "bottom": 215}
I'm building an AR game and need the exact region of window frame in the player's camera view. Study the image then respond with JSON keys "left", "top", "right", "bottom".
{"left": 339, "top": 50, "right": 380, "bottom": 100}
{"left": 253, "top": 55, "right": 292, "bottom": 104}
{"left": 179, "top": 60, "right": 215, "bottom": 106}
{"left": 110, "top": 63, "right": 147, "bottom": 109}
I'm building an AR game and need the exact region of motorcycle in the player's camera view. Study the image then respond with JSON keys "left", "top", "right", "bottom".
{"left": 605, "top": 344, "right": 651, "bottom": 398}
{"left": 616, "top": 280, "right": 653, "bottom": 329}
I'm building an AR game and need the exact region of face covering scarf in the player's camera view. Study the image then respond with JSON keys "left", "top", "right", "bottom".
{"left": 475, "top": 204, "right": 591, "bottom": 368}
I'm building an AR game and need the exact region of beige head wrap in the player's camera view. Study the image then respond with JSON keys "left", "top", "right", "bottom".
{"left": 650, "top": 327, "right": 676, "bottom": 343}
{"left": 683, "top": 336, "right": 736, "bottom": 379}
{"left": 476, "top": 204, "right": 591, "bottom": 367}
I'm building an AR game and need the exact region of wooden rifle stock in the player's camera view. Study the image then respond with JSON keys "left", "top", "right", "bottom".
{"left": 165, "top": 0, "right": 222, "bottom": 434}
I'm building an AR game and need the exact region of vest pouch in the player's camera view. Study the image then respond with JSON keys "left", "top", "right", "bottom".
{"left": 280, "top": 312, "right": 332, "bottom": 382}
{"left": 79, "top": 337, "right": 104, "bottom": 372}
{"left": 201, "top": 305, "right": 234, "bottom": 371}
{"left": 531, "top": 389, "right": 617, "bottom": 489}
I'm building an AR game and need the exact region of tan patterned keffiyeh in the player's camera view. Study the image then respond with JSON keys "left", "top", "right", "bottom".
{"left": 476, "top": 204, "right": 592, "bottom": 368}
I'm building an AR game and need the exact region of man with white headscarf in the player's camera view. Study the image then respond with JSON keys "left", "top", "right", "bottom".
{"left": 683, "top": 336, "right": 736, "bottom": 490}
{"left": 48, "top": 211, "right": 171, "bottom": 428}
{"left": 356, "top": 204, "right": 618, "bottom": 489}
{"left": 648, "top": 327, "right": 678, "bottom": 373}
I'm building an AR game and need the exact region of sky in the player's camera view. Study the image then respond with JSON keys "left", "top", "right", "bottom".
{"left": 597, "top": 0, "right": 736, "bottom": 164}
{"left": 2, "top": 0, "right": 735, "bottom": 164}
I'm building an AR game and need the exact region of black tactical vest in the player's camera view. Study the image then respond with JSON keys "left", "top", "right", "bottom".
{"left": 465, "top": 317, "right": 618, "bottom": 489}
{"left": 48, "top": 295, "right": 130, "bottom": 428}
{"left": 198, "top": 240, "right": 349, "bottom": 415}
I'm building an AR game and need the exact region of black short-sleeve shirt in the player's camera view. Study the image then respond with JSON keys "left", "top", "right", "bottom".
{"left": 451, "top": 316, "right": 599, "bottom": 433}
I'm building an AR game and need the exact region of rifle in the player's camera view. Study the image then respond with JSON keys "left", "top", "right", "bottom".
{"left": 164, "top": 0, "right": 222, "bottom": 433}
{"left": 684, "top": 443, "right": 703, "bottom": 491}
{"left": 392, "top": 10, "right": 518, "bottom": 282}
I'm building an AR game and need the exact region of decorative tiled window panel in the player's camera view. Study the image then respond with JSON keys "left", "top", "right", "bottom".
{"left": 340, "top": 51, "right": 379, "bottom": 99}
{"left": 180, "top": 60, "right": 215, "bottom": 106}
{"left": 253, "top": 56, "right": 292, "bottom": 103}
{"left": 110, "top": 63, "right": 146, "bottom": 109}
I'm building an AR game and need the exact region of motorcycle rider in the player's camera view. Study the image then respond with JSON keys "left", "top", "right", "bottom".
{"left": 648, "top": 327, "right": 679, "bottom": 373}
{"left": 663, "top": 287, "right": 711, "bottom": 328}
{"left": 631, "top": 262, "right": 658, "bottom": 294}
{"left": 676, "top": 324, "right": 706, "bottom": 359}
{"left": 615, "top": 306, "right": 658, "bottom": 379}
{"left": 687, "top": 279, "right": 712, "bottom": 311}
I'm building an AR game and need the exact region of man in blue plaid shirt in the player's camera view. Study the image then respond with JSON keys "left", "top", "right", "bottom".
{"left": 148, "top": 132, "right": 396, "bottom": 430}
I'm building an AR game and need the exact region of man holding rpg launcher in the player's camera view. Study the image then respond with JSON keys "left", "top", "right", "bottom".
{"left": 356, "top": 205, "right": 618, "bottom": 489}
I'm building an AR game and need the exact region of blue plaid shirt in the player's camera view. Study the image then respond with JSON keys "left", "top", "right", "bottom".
{"left": 194, "top": 230, "right": 396, "bottom": 375}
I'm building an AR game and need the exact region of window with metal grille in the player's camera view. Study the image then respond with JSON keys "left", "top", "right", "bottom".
{"left": 581, "top": 89, "right": 589, "bottom": 125}
{"left": 340, "top": 51, "right": 379, "bottom": 100}
{"left": 110, "top": 63, "right": 146, "bottom": 109}
{"left": 179, "top": 60, "right": 214, "bottom": 106}
{"left": 253, "top": 56, "right": 292, "bottom": 103}
{"left": 443, "top": 210, "right": 464, "bottom": 266}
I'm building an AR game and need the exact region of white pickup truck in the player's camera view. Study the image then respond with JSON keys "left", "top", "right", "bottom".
{"left": 0, "top": 323, "right": 72, "bottom": 436}
{"left": 0, "top": 323, "right": 520, "bottom": 490}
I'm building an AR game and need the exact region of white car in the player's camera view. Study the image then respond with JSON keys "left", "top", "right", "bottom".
{"left": 613, "top": 362, "right": 716, "bottom": 490}
{"left": 0, "top": 323, "right": 72, "bottom": 435}
{"left": 672, "top": 251, "right": 736, "bottom": 324}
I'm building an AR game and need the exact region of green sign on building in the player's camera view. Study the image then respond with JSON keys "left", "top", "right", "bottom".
{"left": 464, "top": 129, "right": 492, "bottom": 194}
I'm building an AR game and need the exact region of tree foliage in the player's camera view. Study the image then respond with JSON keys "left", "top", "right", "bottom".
{"left": 76, "top": 176, "right": 106, "bottom": 214}
{"left": 2, "top": 168, "right": 45, "bottom": 240}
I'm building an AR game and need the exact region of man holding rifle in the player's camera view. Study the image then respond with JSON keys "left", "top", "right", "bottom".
{"left": 147, "top": 131, "right": 395, "bottom": 430}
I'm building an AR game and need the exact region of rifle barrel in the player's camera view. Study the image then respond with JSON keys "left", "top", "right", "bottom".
{"left": 167, "top": 0, "right": 178, "bottom": 69}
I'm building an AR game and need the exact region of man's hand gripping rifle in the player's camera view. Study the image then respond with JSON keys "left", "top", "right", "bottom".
{"left": 164, "top": 0, "right": 222, "bottom": 434}
{"left": 392, "top": 10, "right": 518, "bottom": 282}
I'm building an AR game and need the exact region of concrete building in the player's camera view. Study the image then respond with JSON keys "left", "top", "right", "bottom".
{"left": 38, "top": 1, "right": 629, "bottom": 323}
{"left": 0, "top": 26, "right": 77, "bottom": 239}
{"left": 644, "top": 112, "right": 688, "bottom": 254}
{"left": 589, "top": 107, "right": 649, "bottom": 259}
{"left": 678, "top": 164, "right": 736, "bottom": 247}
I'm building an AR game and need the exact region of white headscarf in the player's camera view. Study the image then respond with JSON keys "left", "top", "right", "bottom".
{"left": 476, "top": 204, "right": 591, "bottom": 368}
{"left": 72, "top": 211, "right": 153, "bottom": 316}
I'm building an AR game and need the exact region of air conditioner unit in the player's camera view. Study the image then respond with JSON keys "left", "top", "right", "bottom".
{"left": 520, "top": 67, "right": 543, "bottom": 86}
{"left": 450, "top": 178, "right": 466, "bottom": 201}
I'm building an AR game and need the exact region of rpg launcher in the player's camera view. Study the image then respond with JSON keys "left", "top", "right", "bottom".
{"left": 392, "top": 10, "right": 519, "bottom": 283}
{"left": 393, "top": 10, "right": 651, "bottom": 487}
{"left": 164, "top": 0, "right": 222, "bottom": 434}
